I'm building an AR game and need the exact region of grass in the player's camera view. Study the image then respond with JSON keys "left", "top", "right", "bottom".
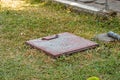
{"left": 0, "top": 0, "right": 120, "bottom": 80}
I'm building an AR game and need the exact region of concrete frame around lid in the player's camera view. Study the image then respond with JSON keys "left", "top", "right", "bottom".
{"left": 54, "top": 0, "right": 101, "bottom": 12}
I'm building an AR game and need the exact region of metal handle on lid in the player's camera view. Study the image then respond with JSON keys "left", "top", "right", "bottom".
{"left": 42, "top": 34, "right": 59, "bottom": 40}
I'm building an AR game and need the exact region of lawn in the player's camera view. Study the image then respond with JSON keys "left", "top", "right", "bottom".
{"left": 0, "top": 0, "right": 120, "bottom": 80}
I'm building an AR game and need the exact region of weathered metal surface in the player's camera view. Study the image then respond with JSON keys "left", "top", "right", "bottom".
{"left": 26, "top": 32, "right": 98, "bottom": 58}
{"left": 95, "top": 33, "right": 115, "bottom": 42}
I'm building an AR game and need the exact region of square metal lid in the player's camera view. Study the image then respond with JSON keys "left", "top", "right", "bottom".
{"left": 26, "top": 32, "right": 98, "bottom": 58}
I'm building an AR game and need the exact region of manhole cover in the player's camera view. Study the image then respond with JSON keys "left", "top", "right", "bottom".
{"left": 26, "top": 32, "right": 98, "bottom": 58}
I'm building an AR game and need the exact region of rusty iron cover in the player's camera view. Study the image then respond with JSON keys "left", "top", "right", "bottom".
{"left": 26, "top": 32, "right": 98, "bottom": 58}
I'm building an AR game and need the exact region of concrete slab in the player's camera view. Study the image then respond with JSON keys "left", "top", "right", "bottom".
{"left": 54, "top": 0, "right": 120, "bottom": 14}
{"left": 54, "top": 0, "right": 101, "bottom": 12}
